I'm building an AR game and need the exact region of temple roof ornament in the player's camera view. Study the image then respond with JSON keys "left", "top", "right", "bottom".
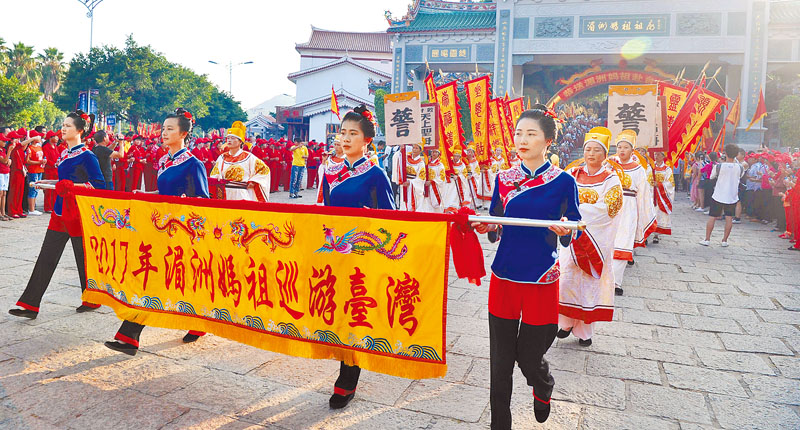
{"left": 386, "top": 0, "right": 496, "bottom": 31}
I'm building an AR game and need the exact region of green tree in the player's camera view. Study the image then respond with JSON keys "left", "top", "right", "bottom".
{"left": 56, "top": 36, "right": 239, "bottom": 129}
{"left": 0, "top": 75, "right": 39, "bottom": 125}
{"left": 0, "top": 38, "right": 8, "bottom": 75}
{"left": 778, "top": 94, "right": 800, "bottom": 148}
{"left": 458, "top": 89, "right": 472, "bottom": 144}
{"left": 37, "top": 47, "right": 66, "bottom": 102}
{"left": 15, "top": 99, "right": 66, "bottom": 129}
{"left": 374, "top": 89, "right": 387, "bottom": 134}
{"left": 6, "top": 42, "right": 41, "bottom": 89}
{"left": 195, "top": 90, "right": 246, "bottom": 132}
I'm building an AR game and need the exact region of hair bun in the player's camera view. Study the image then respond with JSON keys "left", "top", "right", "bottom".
{"left": 530, "top": 103, "right": 549, "bottom": 112}
{"left": 353, "top": 104, "right": 368, "bottom": 114}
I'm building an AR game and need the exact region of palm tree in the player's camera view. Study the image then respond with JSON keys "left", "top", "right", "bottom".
{"left": 6, "top": 42, "right": 41, "bottom": 89}
{"left": 38, "top": 47, "right": 66, "bottom": 101}
{"left": 0, "top": 38, "right": 8, "bottom": 76}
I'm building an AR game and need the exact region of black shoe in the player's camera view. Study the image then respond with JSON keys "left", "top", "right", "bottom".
{"left": 615, "top": 287, "right": 624, "bottom": 296}
{"left": 329, "top": 391, "right": 355, "bottom": 409}
{"left": 627, "top": 259, "right": 635, "bottom": 266}
{"left": 8, "top": 308, "right": 38, "bottom": 319}
{"left": 652, "top": 237, "right": 659, "bottom": 244}
{"left": 556, "top": 328, "right": 572, "bottom": 339}
{"left": 182, "top": 333, "right": 201, "bottom": 343}
{"left": 76, "top": 304, "right": 100, "bottom": 313}
{"left": 578, "top": 338, "right": 593, "bottom": 347}
{"left": 534, "top": 399, "right": 551, "bottom": 423}
{"left": 104, "top": 341, "right": 138, "bottom": 356}
{"left": 295, "top": 194, "right": 303, "bottom": 198}
{"left": 789, "top": 247, "right": 800, "bottom": 251}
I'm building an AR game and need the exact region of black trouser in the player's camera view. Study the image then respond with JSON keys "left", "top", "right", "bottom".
{"left": 334, "top": 362, "right": 361, "bottom": 392}
{"left": 754, "top": 189, "right": 770, "bottom": 221}
{"left": 774, "top": 196, "right": 786, "bottom": 230}
{"left": 115, "top": 320, "right": 146, "bottom": 346}
{"left": 489, "top": 313, "right": 557, "bottom": 430}
{"left": 17, "top": 229, "right": 88, "bottom": 310}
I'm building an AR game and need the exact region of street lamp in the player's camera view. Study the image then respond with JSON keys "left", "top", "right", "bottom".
{"left": 209, "top": 60, "right": 254, "bottom": 95}
{"left": 76, "top": 0, "right": 105, "bottom": 115}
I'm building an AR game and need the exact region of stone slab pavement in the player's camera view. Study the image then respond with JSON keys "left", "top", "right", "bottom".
{"left": 0, "top": 188, "right": 798, "bottom": 429}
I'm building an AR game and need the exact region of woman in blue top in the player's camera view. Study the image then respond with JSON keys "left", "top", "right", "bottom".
{"left": 474, "top": 105, "right": 581, "bottom": 429}
{"left": 105, "top": 108, "right": 210, "bottom": 356}
{"left": 321, "top": 105, "right": 395, "bottom": 409}
{"left": 9, "top": 111, "right": 106, "bottom": 319}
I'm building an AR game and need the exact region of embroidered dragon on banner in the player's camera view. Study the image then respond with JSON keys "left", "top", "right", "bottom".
{"left": 151, "top": 211, "right": 206, "bottom": 243}
{"left": 91, "top": 205, "right": 135, "bottom": 231}
{"left": 316, "top": 225, "right": 408, "bottom": 260}
{"left": 229, "top": 218, "right": 296, "bottom": 253}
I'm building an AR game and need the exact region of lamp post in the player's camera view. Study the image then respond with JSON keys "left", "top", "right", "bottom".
{"left": 209, "top": 60, "right": 254, "bottom": 95}
{"left": 76, "top": 0, "right": 104, "bottom": 115}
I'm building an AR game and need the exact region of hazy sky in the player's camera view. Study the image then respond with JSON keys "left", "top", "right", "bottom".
{"left": 1, "top": 0, "right": 411, "bottom": 109}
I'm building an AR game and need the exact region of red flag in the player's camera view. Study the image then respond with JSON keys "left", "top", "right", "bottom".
{"left": 725, "top": 92, "right": 741, "bottom": 138}
{"left": 711, "top": 124, "right": 725, "bottom": 153}
{"left": 745, "top": 90, "right": 766, "bottom": 131}
{"left": 331, "top": 86, "right": 340, "bottom": 120}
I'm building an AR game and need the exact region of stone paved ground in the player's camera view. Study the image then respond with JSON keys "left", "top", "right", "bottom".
{"left": 0, "top": 189, "right": 798, "bottom": 430}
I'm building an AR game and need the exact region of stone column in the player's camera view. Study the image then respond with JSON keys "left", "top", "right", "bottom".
{"left": 494, "top": 1, "right": 514, "bottom": 97}
{"left": 737, "top": 0, "right": 770, "bottom": 148}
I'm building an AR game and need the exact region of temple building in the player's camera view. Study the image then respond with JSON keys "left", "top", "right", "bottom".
{"left": 386, "top": 0, "right": 800, "bottom": 147}
{"left": 283, "top": 27, "right": 393, "bottom": 143}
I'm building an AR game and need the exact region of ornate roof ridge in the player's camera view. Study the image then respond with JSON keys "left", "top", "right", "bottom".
{"left": 386, "top": 0, "right": 496, "bottom": 28}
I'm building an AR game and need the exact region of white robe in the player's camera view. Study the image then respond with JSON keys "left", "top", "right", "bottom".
{"left": 610, "top": 157, "right": 656, "bottom": 288}
{"left": 450, "top": 160, "right": 472, "bottom": 209}
{"left": 559, "top": 166, "right": 623, "bottom": 340}
{"left": 392, "top": 154, "right": 426, "bottom": 212}
{"left": 653, "top": 162, "right": 675, "bottom": 235}
{"left": 209, "top": 149, "right": 270, "bottom": 202}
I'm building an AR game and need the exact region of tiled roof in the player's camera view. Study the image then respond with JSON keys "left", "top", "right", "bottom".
{"left": 388, "top": 11, "right": 496, "bottom": 33}
{"left": 771, "top": 1, "right": 800, "bottom": 25}
{"left": 287, "top": 56, "right": 391, "bottom": 83}
{"left": 296, "top": 27, "right": 392, "bottom": 53}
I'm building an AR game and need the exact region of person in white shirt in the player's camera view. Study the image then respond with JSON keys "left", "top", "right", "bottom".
{"left": 700, "top": 144, "right": 745, "bottom": 247}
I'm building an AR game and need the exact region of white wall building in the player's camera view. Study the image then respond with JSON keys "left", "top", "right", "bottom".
{"left": 283, "top": 27, "right": 393, "bottom": 143}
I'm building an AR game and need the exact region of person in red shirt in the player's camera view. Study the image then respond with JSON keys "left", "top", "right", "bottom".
{"left": 191, "top": 138, "right": 208, "bottom": 167}
{"left": 281, "top": 140, "right": 292, "bottom": 191}
{"left": 306, "top": 141, "right": 321, "bottom": 189}
{"left": 25, "top": 132, "right": 46, "bottom": 215}
{"left": 267, "top": 141, "right": 281, "bottom": 193}
{"left": 42, "top": 131, "right": 60, "bottom": 213}
{"left": 0, "top": 133, "right": 12, "bottom": 221}
{"left": 113, "top": 133, "right": 131, "bottom": 191}
{"left": 126, "top": 135, "right": 147, "bottom": 191}
{"left": 250, "top": 138, "right": 265, "bottom": 160}
{"left": 8, "top": 130, "right": 38, "bottom": 218}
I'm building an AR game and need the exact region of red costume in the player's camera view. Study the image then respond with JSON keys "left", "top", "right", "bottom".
{"left": 8, "top": 140, "right": 27, "bottom": 217}
{"left": 42, "top": 138, "right": 60, "bottom": 212}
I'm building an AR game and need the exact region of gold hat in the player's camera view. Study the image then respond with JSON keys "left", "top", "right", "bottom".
{"left": 583, "top": 126, "right": 612, "bottom": 154}
{"left": 226, "top": 121, "right": 246, "bottom": 142}
{"left": 452, "top": 146, "right": 463, "bottom": 155}
{"left": 615, "top": 129, "right": 638, "bottom": 149}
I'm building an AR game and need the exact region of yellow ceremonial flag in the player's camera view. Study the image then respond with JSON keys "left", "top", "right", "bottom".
{"left": 331, "top": 86, "right": 340, "bottom": 120}
{"left": 435, "top": 81, "right": 464, "bottom": 151}
{"left": 488, "top": 99, "right": 508, "bottom": 165}
{"left": 658, "top": 82, "right": 690, "bottom": 129}
{"left": 508, "top": 98, "right": 525, "bottom": 128}
{"left": 465, "top": 76, "right": 490, "bottom": 165}
{"left": 745, "top": 89, "right": 767, "bottom": 131}
{"left": 425, "top": 73, "right": 453, "bottom": 176}
{"left": 76, "top": 190, "right": 450, "bottom": 379}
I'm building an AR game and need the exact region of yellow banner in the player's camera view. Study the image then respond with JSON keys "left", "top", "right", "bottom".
{"left": 76, "top": 190, "right": 450, "bottom": 379}
{"left": 425, "top": 73, "right": 453, "bottom": 175}
{"left": 659, "top": 83, "right": 689, "bottom": 129}
{"left": 488, "top": 99, "right": 507, "bottom": 164}
{"left": 497, "top": 99, "right": 514, "bottom": 151}
{"left": 508, "top": 98, "right": 524, "bottom": 129}
{"left": 435, "top": 81, "right": 464, "bottom": 152}
{"left": 465, "top": 76, "right": 490, "bottom": 164}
